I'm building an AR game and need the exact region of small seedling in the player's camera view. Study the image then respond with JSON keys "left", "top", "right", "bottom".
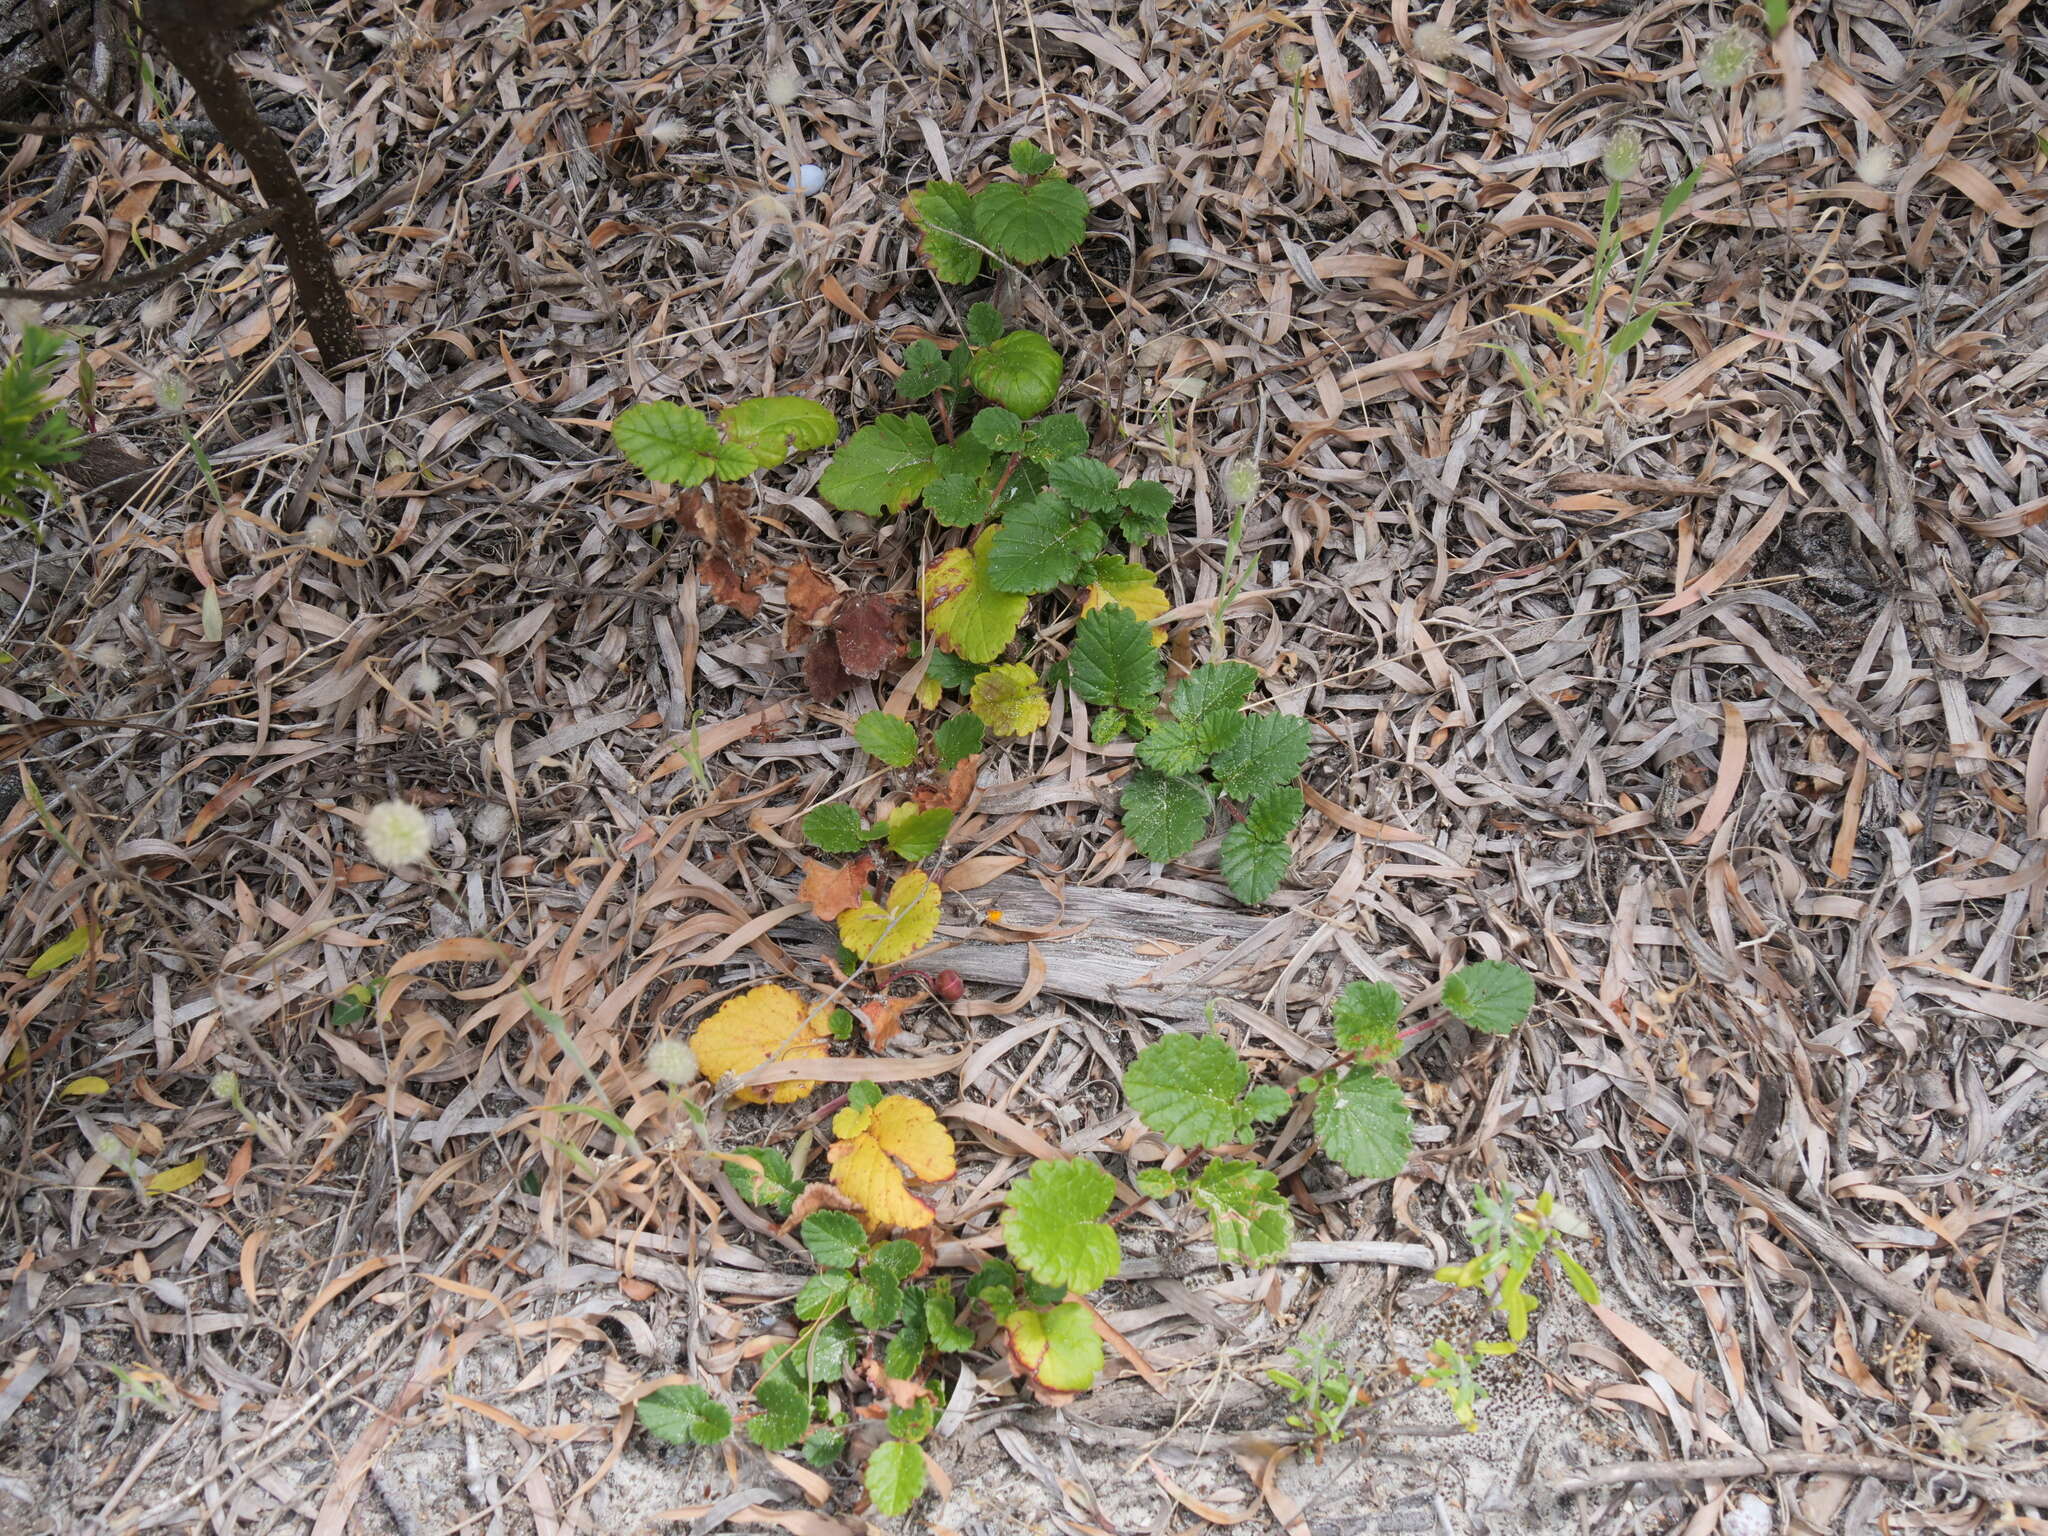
{"left": 0, "top": 326, "right": 81, "bottom": 534}
{"left": 1268, "top": 1335, "right": 1367, "bottom": 1449}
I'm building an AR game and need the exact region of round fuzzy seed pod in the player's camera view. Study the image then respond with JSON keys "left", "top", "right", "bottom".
{"left": 1411, "top": 22, "right": 1459, "bottom": 62}
{"left": 363, "top": 799, "right": 433, "bottom": 868}
{"left": 647, "top": 1039, "right": 699, "bottom": 1086}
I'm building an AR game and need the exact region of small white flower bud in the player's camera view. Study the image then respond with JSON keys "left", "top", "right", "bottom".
{"left": 155, "top": 369, "right": 191, "bottom": 413}
{"left": 764, "top": 66, "right": 802, "bottom": 107}
{"left": 210, "top": 1071, "right": 239, "bottom": 1101}
{"left": 647, "top": 1039, "right": 698, "bottom": 1086}
{"left": 791, "top": 163, "right": 826, "bottom": 195}
{"left": 362, "top": 799, "right": 433, "bottom": 867}
{"left": 140, "top": 288, "right": 182, "bottom": 331}
{"left": 1223, "top": 458, "right": 1260, "bottom": 506}
{"left": 87, "top": 642, "right": 126, "bottom": 671}
{"left": 647, "top": 119, "right": 687, "bottom": 147}
{"left": 1275, "top": 42, "right": 1308, "bottom": 78}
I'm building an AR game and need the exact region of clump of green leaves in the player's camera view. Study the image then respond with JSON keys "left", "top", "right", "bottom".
{"left": 1090, "top": 648, "right": 1311, "bottom": 903}
{"left": 1267, "top": 1335, "right": 1367, "bottom": 1448}
{"left": 1122, "top": 963, "right": 1537, "bottom": 1262}
{"left": 1419, "top": 1185, "right": 1599, "bottom": 1428}
{"left": 0, "top": 326, "right": 81, "bottom": 533}
{"left": 907, "top": 138, "right": 1089, "bottom": 284}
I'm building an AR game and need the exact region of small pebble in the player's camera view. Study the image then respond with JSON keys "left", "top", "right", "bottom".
{"left": 792, "top": 163, "right": 826, "bottom": 195}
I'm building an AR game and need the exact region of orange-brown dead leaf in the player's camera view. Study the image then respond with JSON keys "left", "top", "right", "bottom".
{"left": 799, "top": 854, "right": 874, "bottom": 921}
{"left": 784, "top": 560, "right": 841, "bottom": 644}
{"left": 858, "top": 993, "right": 916, "bottom": 1051}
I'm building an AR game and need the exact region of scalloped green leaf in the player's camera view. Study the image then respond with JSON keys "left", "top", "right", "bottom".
{"left": 1244, "top": 785, "right": 1305, "bottom": 841}
{"left": 1069, "top": 603, "right": 1164, "bottom": 713}
{"left": 906, "top": 180, "right": 983, "bottom": 284}
{"left": 819, "top": 415, "right": 941, "bottom": 516}
{"left": 1313, "top": 1067, "right": 1413, "bottom": 1179}
{"left": 970, "top": 178, "right": 1089, "bottom": 264}
{"left": 804, "top": 803, "right": 871, "bottom": 854}
{"left": 970, "top": 331, "right": 1064, "bottom": 417}
{"left": 987, "top": 498, "right": 1103, "bottom": 595}
{"left": 1219, "top": 824, "right": 1291, "bottom": 905}
{"left": 800, "top": 1211, "right": 868, "bottom": 1270}
{"left": 1122, "top": 1032, "right": 1248, "bottom": 1149}
{"left": 637, "top": 1383, "right": 732, "bottom": 1446}
{"left": 1047, "top": 456, "right": 1120, "bottom": 514}
{"left": 1442, "top": 960, "right": 1535, "bottom": 1036}
{"left": 614, "top": 401, "right": 721, "bottom": 486}
{"left": 1120, "top": 770, "right": 1210, "bottom": 862}
{"left": 1332, "top": 980, "right": 1401, "bottom": 1059}
{"left": 925, "top": 528, "right": 1028, "bottom": 663}
{"left": 1189, "top": 1158, "right": 1291, "bottom": 1266}
{"left": 1209, "top": 713, "right": 1311, "bottom": 801}
{"left": 1001, "top": 1157, "right": 1121, "bottom": 1294}
{"left": 1171, "top": 661, "right": 1260, "bottom": 722}
{"left": 866, "top": 1439, "right": 928, "bottom": 1516}
{"left": 718, "top": 397, "right": 836, "bottom": 467}
{"left": 1000, "top": 1300, "right": 1104, "bottom": 1392}
{"left": 854, "top": 711, "right": 919, "bottom": 767}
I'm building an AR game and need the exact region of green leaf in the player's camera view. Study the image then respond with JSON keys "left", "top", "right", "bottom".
{"left": 1113, "top": 479, "right": 1173, "bottom": 541}
{"left": 1558, "top": 1248, "right": 1602, "bottom": 1304}
{"left": 1606, "top": 306, "right": 1663, "bottom": 359}
{"left": 1024, "top": 413, "right": 1089, "bottom": 460}
{"left": 848, "top": 1081, "right": 884, "bottom": 1113}
{"left": 819, "top": 415, "right": 941, "bottom": 515}
{"left": 1171, "top": 662, "right": 1260, "bottom": 722}
{"left": 1331, "top": 981, "right": 1402, "bottom": 1059}
{"left": 865, "top": 1438, "right": 927, "bottom": 1517}
{"left": 1242, "top": 1083, "right": 1292, "bottom": 1123}
{"left": 922, "top": 473, "right": 989, "bottom": 528}
{"left": 1047, "top": 456, "right": 1120, "bottom": 514}
{"left": 1123, "top": 1033, "right": 1249, "bottom": 1148}
{"left": 885, "top": 807, "right": 954, "bottom": 861}
{"left": 1244, "top": 785, "right": 1306, "bottom": 841}
{"left": 969, "top": 405, "right": 1027, "bottom": 451}
{"left": 1133, "top": 1166, "right": 1181, "bottom": 1199}
{"left": 1089, "top": 709, "right": 1130, "bottom": 745}
{"left": 1312, "top": 1067, "right": 1413, "bottom": 1179}
{"left": 1009, "top": 138, "right": 1056, "bottom": 176}
{"left": 1069, "top": 603, "right": 1164, "bottom": 713}
{"left": 801, "top": 1427, "right": 848, "bottom": 1466}
{"left": 748, "top": 1371, "right": 813, "bottom": 1450}
{"left": 896, "top": 340, "right": 953, "bottom": 401}
{"left": 971, "top": 178, "right": 1089, "bottom": 264}
{"left": 987, "top": 498, "right": 1104, "bottom": 595}
{"left": 1000, "top": 1301, "right": 1105, "bottom": 1391}
{"left": 637, "top": 1383, "right": 732, "bottom": 1445}
{"left": 926, "top": 1283, "right": 976, "bottom": 1351}
{"left": 27, "top": 925, "right": 89, "bottom": 978}
{"left": 1209, "top": 713, "right": 1311, "bottom": 801}
{"left": 1442, "top": 961, "right": 1534, "bottom": 1036}
{"left": 1219, "top": 825, "right": 1291, "bottom": 905}
{"left": 933, "top": 435, "right": 991, "bottom": 479}
{"left": 794, "top": 1271, "right": 851, "bottom": 1319}
{"left": 906, "top": 180, "right": 983, "bottom": 284}
{"left": 719, "top": 397, "right": 836, "bottom": 466}
{"left": 847, "top": 1273, "right": 902, "bottom": 1328}
{"left": 1190, "top": 1158, "right": 1292, "bottom": 1266}
{"left": 970, "top": 330, "right": 1064, "bottom": 417}
{"left": 885, "top": 1398, "right": 936, "bottom": 1442}
{"left": 933, "top": 712, "right": 985, "bottom": 768}
{"left": 963, "top": 1260, "right": 1019, "bottom": 1309}
{"left": 925, "top": 650, "right": 986, "bottom": 694}
{"left": 1135, "top": 712, "right": 1238, "bottom": 777}
{"left": 801, "top": 1211, "right": 869, "bottom": 1270}
{"left": 1120, "top": 770, "right": 1211, "bottom": 862}
{"left": 803, "top": 803, "right": 870, "bottom": 853}
{"left": 729, "top": 1145, "right": 801, "bottom": 1212}
{"left": 1001, "top": 1157, "right": 1121, "bottom": 1293}
{"left": 614, "top": 401, "right": 721, "bottom": 486}
{"left": 866, "top": 1239, "right": 923, "bottom": 1283}
{"left": 965, "top": 302, "right": 1006, "bottom": 346}
{"left": 855, "top": 711, "right": 919, "bottom": 767}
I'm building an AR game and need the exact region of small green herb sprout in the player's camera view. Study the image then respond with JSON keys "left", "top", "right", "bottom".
{"left": 1419, "top": 1184, "right": 1600, "bottom": 1428}
{"left": 907, "top": 137, "right": 1089, "bottom": 284}
{"left": 1268, "top": 1335, "right": 1367, "bottom": 1448}
{"left": 0, "top": 326, "right": 81, "bottom": 534}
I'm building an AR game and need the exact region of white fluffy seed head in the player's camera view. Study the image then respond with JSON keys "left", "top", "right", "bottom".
{"left": 1275, "top": 42, "right": 1308, "bottom": 78}
{"left": 647, "top": 118, "right": 687, "bottom": 147}
{"left": 87, "top": 641, "right": 126, "bottom": 671}
{"left": 1752, "top": 86, "right": 1784, "bottom": 119}
{"left": 472, "top": 803, "right": 514, "bottom": 844}
{"left": 1857, "top": 145, "right": 1897, "bottom": 186}
{"left": 647, "top": 1039, "right": 698, "bottom": 1087}
{"left": 155, "top": 370, "right": 191, "bottom": 413}
{"left": 1702, "top": 29, "right": 1756, "bottom": 90}
{"left": 303, "top": 513, "right": 340, "bottom": 548}
{"left": 1223, "top": 458, "right": 1261, "bottom": 506}
{"left": 764, "top": 65, "right": 802, "bottom": 107}
{"left": 363, "top": 799, "right": 433, "bottom": 867}
{"left": 410, "top": 660, "right": 442, "bottom": 697}
{"left": 1721, "top": 1493, "right": 1773, "bottom": 1536}
{"left": 140, "top": 288, "right": 182, "bottom": 331}
{"left": 1602, "top": 125, "right": 1644, "bottom": 181}
{"left": 1411, "top": 22, "right": 1459, "bottom": 63}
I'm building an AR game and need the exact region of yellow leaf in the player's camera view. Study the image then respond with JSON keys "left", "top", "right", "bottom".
{"left": 27, "top": 925, "right": 89, "bottom": 978}
{"left": 689, "top": 984, "right": 833, "bottom": 1104}
{"left": 970, "top": 663, "right": 1052, "bottom": 739}
{"left": 838, "top": 871, "right": 942, "bottom": 967}
{"left": 60, "top": 1076, "right": 110, "bottom": 1097}
{"left": 145, "top": 1154, "right": 208, "bottom": 1197}
{"left": 915, "top": 676, "right": 943, "bottom": 711}
{"left": 1083, "top": 561, "right": 1169, "bottom": 640}
{"left": 3, "top": 1042, "right": 24, "bottom": 1083}
{"left": 828, "top": 1093, "right": 957, "bottom": 1229}
{"left": 925, "top": 529, "right": 1027, "bottom": 665}
{"left": 1508, "top": 303, "right": 1587, "bottom": 349}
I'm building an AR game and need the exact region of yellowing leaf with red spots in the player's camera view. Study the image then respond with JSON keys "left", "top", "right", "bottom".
{"left": 690, "top": 984, "right": 832, "bottom": 1104}
{"left": 970, "top": 663, "right": 1051, "bottom": 738}
{"left": 828, "top": 1094, "right": 957, "bottom": 1229}
{"left": 838, "top": 871, "right": 942, "bottom": 966}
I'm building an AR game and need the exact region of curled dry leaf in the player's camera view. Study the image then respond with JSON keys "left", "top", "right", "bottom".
{"left": 800, "top": 854, "right": 875, "bottom": 921}
{"left": 681, "top": 484, "right": 762, "bottom": 615}
{"left": 859, "top": 992, "right": 917, "bottom": 1050}
{"left": 784, "top": 559, "right": 842, "bottom": 645}
{"left": 690, "top": 984, "right": 833, "bottom": 1103}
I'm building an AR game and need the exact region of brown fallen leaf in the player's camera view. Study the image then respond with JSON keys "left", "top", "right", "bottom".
{"left": 803, "top": 636, "right": 851, "bottom": 701}
{"left": 831, "top": 592, "right": 910, "bottom": 678}
{"left": 783, "top": 560, "right": 841, "bottom": 645}
{"left": 799, "top": 855, "right": 874, "bottom": 921}
{"left": 858, "top": 993, "right": 916, "bottom": 1051}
